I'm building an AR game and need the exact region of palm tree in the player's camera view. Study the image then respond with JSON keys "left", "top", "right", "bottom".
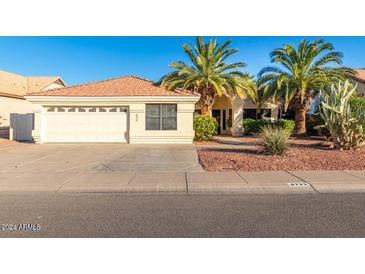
{"left": 258, "top": 39, "right": 355, "bottom": 134}
{"left": 159, "top": 37, "right": 249, "bottom": 116}
{"left": 245, "top": 76, "right": 280, "bottom": 118}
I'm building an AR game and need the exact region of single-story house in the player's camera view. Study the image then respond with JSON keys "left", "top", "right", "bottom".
{"left": 0, "top": 70, "right": 65, "bottom": 140}
{"left": 25, "top": 75, "right": 200, "bottom": 144}
{"left": 351, "top": 69, "right": 365, "bottom": 96}
{"left": 195, "top": 95, "right": 280, "bottom": 136}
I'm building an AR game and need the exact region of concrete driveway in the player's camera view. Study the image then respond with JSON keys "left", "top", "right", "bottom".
{"left": 0, "top": 143, "right": 202, "bottom": 192}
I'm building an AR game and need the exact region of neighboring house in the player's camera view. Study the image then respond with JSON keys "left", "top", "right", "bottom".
{"left": 0, "top": 70, "right": 65, "bottom": 140}
{"left": 351, "top": 69, "right": 365, "bottom": 96}
{"left": 195, "top": 95, "right": 279, "bottom": 135}
{"left": 25, "top": 75, "right": 200, "bottom": 144}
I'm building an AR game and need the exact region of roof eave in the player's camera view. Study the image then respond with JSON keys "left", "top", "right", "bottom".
{"left": 0, "top": 92, "right": 25, "bottom": 100}
{"left": 351, "top": 76, "right": 365, "bottom": 84}
{"left": 24, "top": 95, "right": 201, "bottom": 104}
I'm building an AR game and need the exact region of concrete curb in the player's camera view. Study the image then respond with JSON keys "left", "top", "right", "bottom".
{"left": 0, "top": 170, "right": 364, "bottom": 194}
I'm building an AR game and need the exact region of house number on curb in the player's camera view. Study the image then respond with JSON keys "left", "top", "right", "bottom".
{"left": 288, "top": 182, "right": 310, "bottom": 187}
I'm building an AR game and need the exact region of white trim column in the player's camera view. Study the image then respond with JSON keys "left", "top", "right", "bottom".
{"left": 232, "top": 95, "right": 244, "bottom": 136}
{"left": 32, "top": 104, "right": 43, "bottom": 143}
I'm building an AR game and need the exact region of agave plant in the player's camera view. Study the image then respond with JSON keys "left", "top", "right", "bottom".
{"left": 316, "top": 80, "right": 365, "bottom": 149}
{"left": 257, "top": 126, "right": 291, "bottom": 155}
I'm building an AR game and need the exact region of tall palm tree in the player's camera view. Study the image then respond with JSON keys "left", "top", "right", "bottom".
{"left": 160, "top": 37, "right": 249, "bottom": 116}
{"left": 258, "top": 39, "right": 355, "bottom": 134}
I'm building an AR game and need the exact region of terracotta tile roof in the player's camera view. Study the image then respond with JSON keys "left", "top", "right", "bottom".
{"left": 27, "top": 75, "right": 198, "bottom": 97}
{"left": 353, "top": 69, "right": 365, "bottom": 83}
{"left": 0, "top": 70, "right": 65, "bottom": 98}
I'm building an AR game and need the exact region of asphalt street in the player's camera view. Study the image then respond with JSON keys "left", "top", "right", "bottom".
{"left": 1, "top": 193, "right": 365, "bottom": 237}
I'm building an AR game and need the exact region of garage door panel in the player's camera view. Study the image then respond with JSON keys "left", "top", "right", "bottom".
{"left": 43, "top": 110, "right": 128, "bottom": 143}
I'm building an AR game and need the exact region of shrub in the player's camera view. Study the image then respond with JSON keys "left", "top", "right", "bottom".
{"left": 243, "top": 118, "right": 270, "bottom": 134}
{"left": 243, "top": 118, "right": 294, "bottom": 134}
{"left": 349, "top": 96, "right": 365, "bottom": 128}
{"left": 316, "top": 80, "right": 365, "bottom": 150}
{"left": 276, "top": 119, "right": 295, "bottom": 133}
{"left": 193, "top": 114, "right": 218, "bottom": 141}
{"left": 257, "top": 126, "right": 291, "bottom": 155}
{"left": 349, "top": 96, "right": 365, "bottom": 110}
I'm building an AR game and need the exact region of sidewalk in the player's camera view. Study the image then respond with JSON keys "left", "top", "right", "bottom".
{"left": 1, "top": 170, "right": 365, "bottom": 194}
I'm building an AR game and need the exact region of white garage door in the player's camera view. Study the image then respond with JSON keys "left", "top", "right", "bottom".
{"left": 43, "top": 106, "right": 128, "bottom": 143}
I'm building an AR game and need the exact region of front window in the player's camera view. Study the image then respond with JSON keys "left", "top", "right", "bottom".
{"left": 146, "top": 104, "right": 177, "bottom": 130}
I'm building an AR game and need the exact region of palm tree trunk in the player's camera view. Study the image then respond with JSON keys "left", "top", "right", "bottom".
{"left": 292, "top": 92, "right": 310, "bottom": 135}
{"left": 201, "top": 105, "right": 212, "bottom": 116}
{"left": 294, "top": 106, "right": 307, "bottom": 134}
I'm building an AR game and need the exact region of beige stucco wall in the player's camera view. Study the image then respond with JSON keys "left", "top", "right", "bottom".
{"left": 355, "top": 81, "right": 365, "bottom": 97}
{"left": 129, "top": 102, "right": 195, "bottom": 143}
{"left": 0, "top": 96, "right": 34, "bottom": 140}
{"left": 213, "top": 95, "right": 233, "bottom": 135}
{"left": 26, "top": 96, "right": 199, "bottom": 144}
{"left": 43, "top": 81, "right": 65, "bottom": 91}
{"left": 0, "top": 97, "right": 33, "bottom": 127}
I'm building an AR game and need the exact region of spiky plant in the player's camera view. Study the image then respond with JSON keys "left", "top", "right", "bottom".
{"left": 160, "top": 37, "right": 249, "bottom": 116}
{"left": 258, "top": 39, "right": 355, "bottom": 134}
{"left": 317, "top": 80, "right": 365, "bottom": 149}
{"left": 257, "top": 126, "right": 291, "bottom": 156}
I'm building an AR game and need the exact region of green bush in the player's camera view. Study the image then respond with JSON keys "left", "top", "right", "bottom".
{"left": 349, "top": 96, "right": 365, "bottom": 111}
{"left": 276, "top": 119, "right": 295, "bottom": 133}
{"left": 258, "top": 126, "right": 291, "bottom": 155}
{"left": 349, "top": 96, "right": 365, "bottom": 128}
{"left": 243, "top": 118, "right": 294, "bottom": 135}
{"left": 243, "top": 118, "right": 270, "bottom": 134}
{"left": 193, "top": 114, "right": 218, "bottom": 141}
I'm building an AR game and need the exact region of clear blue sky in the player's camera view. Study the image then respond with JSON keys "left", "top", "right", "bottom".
{"left": 1, "top": 36, "right": 365, "bottom": 85}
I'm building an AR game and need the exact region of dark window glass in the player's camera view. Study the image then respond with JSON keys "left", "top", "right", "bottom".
{"left": 146, "top": 104, "right": 161, "bottom": 130}
{"left": 162, "top": 104, "right": 177, "bottom": 117}
{"left": 162, "top": 117, "right": 176, "bottom": 130}
{"left": 146, "top": 104, "right": 160, "bottom": 117}
{"left": 146, "top": 104, "right": 177, "bottom": 130}
{"left": 162, "top": 104, "right": 177, "bottom": 130}
{"left": 146, "top": 117, "right": 160, "bottom": 130}
{"left": 243, "top": 109, "right": 257, "bottom": 119}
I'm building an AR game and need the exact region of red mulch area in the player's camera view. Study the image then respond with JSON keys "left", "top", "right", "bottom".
{"left": 0, "top": 139, "right": 26, "bottom": 152}
{"left": 196, "top": 136, "right": 365, "bottom": 171}
{"left": 0, "top": 138, "right": 16, "bottom": 145}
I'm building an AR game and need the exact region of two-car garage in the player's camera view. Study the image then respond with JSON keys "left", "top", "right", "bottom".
{"left": 42, "top": 106, "right": 128, "bottom": 143}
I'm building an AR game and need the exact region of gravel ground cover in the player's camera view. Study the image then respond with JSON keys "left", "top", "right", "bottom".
{"left": 196, "top": 136, "right": 365, "bottom": 171}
